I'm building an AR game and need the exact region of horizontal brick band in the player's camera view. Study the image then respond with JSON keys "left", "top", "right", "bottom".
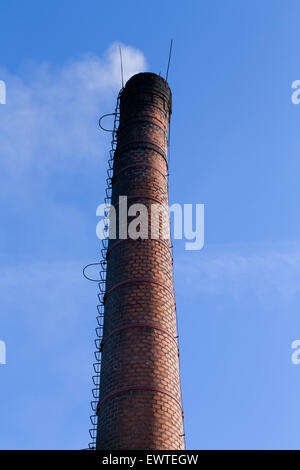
{"left": 113, "top": 193, "right": 168, "bottom": 208}
{"left": 119, "top": 108, "right": 169, "bottom": 127}
{"left": 112, "top": 163, "right": 167, "bottom": 181}
{"left": 120, "top": 101, "right": 170, "bottom": 118}
{"left": 99, "top": 323, "right": 178, "bottom": 352}
{"left": 106, "top": 238, "right": 172, "bottom": 259}
{"left": 114, "top": 142, "right": 168, "bottom": 165}
{"left": 118, "top": 117, "right": 167, "bottom": 135}
{"left": 96, "top": 386, "right": 183, "bottom": 417}
{"left": 121, "top": 84, "right": 171, "bottom": 104}
{"left": 103, "top": 278, "right": 174, "bottom": 304}
{"left": 121, "top": 100, "right": 170, "bottom": 117}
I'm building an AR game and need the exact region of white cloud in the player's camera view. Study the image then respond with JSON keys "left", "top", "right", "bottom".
{"left": 175, "top": 242, "right": 300, "bottom": 307}
{"left": 0, "top": 43, "right": 147, "bottom": 175}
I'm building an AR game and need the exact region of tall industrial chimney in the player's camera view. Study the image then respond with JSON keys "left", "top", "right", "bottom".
{"left": 95, "top": 72, "right": 184, "bottom": 450}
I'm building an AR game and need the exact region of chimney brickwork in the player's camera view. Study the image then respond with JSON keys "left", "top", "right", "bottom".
{"left": 96, "top": 73, "right": 184, "bottom": 450}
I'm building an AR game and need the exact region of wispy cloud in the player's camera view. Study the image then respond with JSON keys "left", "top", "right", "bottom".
{"left": 175, "top": 242, "right": 300, "bottom": 307}
{"left": 0, "top": 42, "right": 146, "bottom": 176}
{"left": 0, "top": 42, "right": 147, "bottom": 254}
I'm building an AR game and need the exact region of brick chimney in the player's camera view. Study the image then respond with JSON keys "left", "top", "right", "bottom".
{"left": 96, "top": 72, "right": 184, "bottom": 450}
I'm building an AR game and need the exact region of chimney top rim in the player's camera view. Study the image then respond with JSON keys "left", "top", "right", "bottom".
{"left": 121, "top": 72, "right": 172, "bottom": 101}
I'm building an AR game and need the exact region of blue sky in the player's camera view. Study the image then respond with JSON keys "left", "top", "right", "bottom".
{"left": 0, "top": 0, "right": 300, "bottom": 450}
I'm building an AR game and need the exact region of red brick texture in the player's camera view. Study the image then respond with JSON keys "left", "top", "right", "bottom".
{"left": 96, "top": 73, "right": 184, "bottom": 450}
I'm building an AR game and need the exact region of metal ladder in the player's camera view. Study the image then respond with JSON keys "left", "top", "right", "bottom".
{"left": 87, "top": 92, "right": 121, "bottom": 450}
